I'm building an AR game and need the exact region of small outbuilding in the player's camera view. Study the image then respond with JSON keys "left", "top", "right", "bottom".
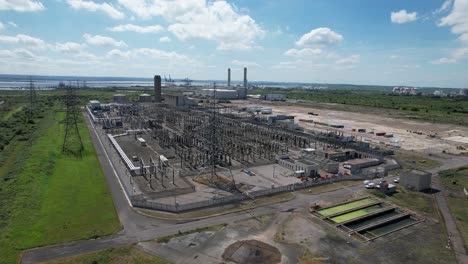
{"left": 400, "top": 169, "right": 432, "bottom": 191}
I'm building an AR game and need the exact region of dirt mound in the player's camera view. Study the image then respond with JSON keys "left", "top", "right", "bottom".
{"left": 222, "top": 240, "right": 281, "bottom": 264}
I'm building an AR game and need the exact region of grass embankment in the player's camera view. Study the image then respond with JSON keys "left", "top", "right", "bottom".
{"left": 42, "top": 245, "right": 171, "bottom": 264}
{"left": 0, "top": 106, "right": 120, "bottom": 263}
{"left": 393, "top": 152, "right": 441, "bottom": 170}
{"left": 367, "top": 187, "right": 436, "bottom": 218}
{"left": 439, "top": 167, "right": 468, "bottom": 250}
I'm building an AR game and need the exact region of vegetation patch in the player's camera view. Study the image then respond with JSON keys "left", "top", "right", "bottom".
{"left": 42, "top": 245, "right": 171, "bottom": 264}
{"left": 0, "top": 93, "right": 120, "bottom": 263}
{"left": 393, "top": 152, "right": 441, "bottom": 170}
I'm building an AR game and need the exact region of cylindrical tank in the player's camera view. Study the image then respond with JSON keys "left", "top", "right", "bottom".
{"left": 139, "top": 93, "right": 152, "bottom": 102}
{"left": 113, "top": 94, "right": 126, "bottom": 104}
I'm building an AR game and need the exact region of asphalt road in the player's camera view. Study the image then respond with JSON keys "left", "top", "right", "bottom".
{"left": 19, "top": 112, "right": 468, "bottom": 263}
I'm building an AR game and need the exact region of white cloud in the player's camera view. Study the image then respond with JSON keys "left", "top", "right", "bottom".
{"left": 231, "top": 60, "right": 261, "bottom": 67}
{"left": 83, "top": 33, "right": 127, "bottom": 47}
{"left": 389, "top": 55, "right": 399, "bottom": 59}
{"left": 118, "top": 0, "right": 265, "bottom": 50}
{"left": 431, "top": 57, "right": 456, "bottom": 64}
{"left": 159, "top": 36, "right": 171, "bottom": 42}
{"left": 284, "top": 48, "right": 322, "bottom": 57}
{"left": 132, "top": 48, "right": 190, "bottom": 61}
{"left": 0, "top": 0, "right": 44, "bottom": 12}
{"left": 336, "top": 54, "right": 361, "bottom": 65}
{"left": 0, "top": 22, "right": 3, "bottom": 31}
{"left": 391, "top": 10, "right": 418, "bottom": 24}
{"left": 66, "top": 0, "right": 124, "bottom": 19}
{"left": 7, "top": 21, "right": 18, "bottom": 27}
{"left": 106, "top": 49, "right": 130, "bottom": 59}
{"left": 295, "top": 28, "right": 343, "bottom": 48}
{"left": 438, "top": 0, "right": 468, "bottom": 60}
{"left": 55, "top": 42, "right": 83, "bottom": 53}
{"left": 0, "top": 34, "right": 46, "bottom": 48}
{"left": 108, "top": 24, "right": 164, "bottom": 33}
{"left": 435, "top": 0, "right": 453, "bottom": 14}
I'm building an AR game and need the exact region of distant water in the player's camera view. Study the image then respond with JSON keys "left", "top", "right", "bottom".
{"left": 0, "top": 74, "right": 313, "bottom": 90}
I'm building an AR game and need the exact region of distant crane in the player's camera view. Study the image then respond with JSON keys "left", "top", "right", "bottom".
{"left": 182, "top": 77, "right": 192, "bottom": 87}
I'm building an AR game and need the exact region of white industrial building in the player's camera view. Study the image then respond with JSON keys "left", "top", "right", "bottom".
{"left": 88, "top": 100, "right": 100, "bottom": 110}
{"left": 195, "top": 89, "right": 239, "bottom": 100}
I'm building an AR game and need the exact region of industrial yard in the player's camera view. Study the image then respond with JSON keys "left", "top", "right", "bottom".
{"left": 231, "top": 100, "right": 468, "bottom": 154}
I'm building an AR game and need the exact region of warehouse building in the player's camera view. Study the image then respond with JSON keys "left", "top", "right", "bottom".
{"left": 260, "top": 94, "right": 286, "bottom": 101}
{"left": 195, "top": 89, "right": 239, "bottom": 100}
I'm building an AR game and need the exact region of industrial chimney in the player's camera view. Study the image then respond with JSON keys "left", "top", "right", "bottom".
{"left": 242, "top": 67, "right": 247, "bottom": 99}
{"left": 228, "top": 68, "right": 231, "bottom": 87}
{"left": 154, "top": 75, "right": 161, "bottom": 102}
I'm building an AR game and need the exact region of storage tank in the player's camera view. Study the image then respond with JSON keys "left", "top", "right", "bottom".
{"left": 113, "top": 94, "right": 127, "bottom": 104}
{"left": 139, "top": 93, "right": 152, "bottom": 102}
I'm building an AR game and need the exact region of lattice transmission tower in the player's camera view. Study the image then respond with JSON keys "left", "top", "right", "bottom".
{"left": 62, "top": 82, "right": 84, "bottom": 157}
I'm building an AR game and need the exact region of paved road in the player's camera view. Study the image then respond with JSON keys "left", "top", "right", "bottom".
{"left": 20, "top": 112, "right": 468, "bottom": 263}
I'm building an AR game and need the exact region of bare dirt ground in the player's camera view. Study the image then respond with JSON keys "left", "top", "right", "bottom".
{"left": 232, "top": 100, "right": 468, "bottom": 154}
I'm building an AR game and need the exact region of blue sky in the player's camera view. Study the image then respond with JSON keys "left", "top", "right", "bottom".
{"left": 0, "top": 0, "right": 467, "bottom": 87}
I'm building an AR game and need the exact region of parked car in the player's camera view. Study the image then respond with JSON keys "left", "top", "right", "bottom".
{"left": 363, "top": 180, "right": 370, "bottom": 185}
{"left": 365, "top": 183, "right": 375, "bottom": 189}
{"left": 344, "top": 165, "right": 351, "bottom": 169}
{"left": 393, "top": 178, "right": 400, "bottom": 183}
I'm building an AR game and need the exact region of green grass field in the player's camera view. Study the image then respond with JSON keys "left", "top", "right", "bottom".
{"left": 0, "top": 103, "right": 120, "bottom": 263}
{"left": 43, "top": 245, "right": 171, "bottom": 264}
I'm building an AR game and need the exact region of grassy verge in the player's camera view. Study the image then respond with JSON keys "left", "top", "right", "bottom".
{"left": 138, "top": 192, "right": 295, "bottom": 220}
{"left": 298, "top": 181, "right": 360, "bottom": 195}
{"left": 439, "top": 167, "right": 468, "bottom": 250}
{"left": 393, "top": 152, "right": 441, "bottom": 170}
{"left": 42, "top": 245, "right": 171, "bottom": 264}
{"left": 367, "top": 187, "right": 436, "bottom": 218}
{"left": 0, "top": 109, "right": 120, "bottom": 263}
{"left": 155, "top": 224, "right": 226, "bottom": 243}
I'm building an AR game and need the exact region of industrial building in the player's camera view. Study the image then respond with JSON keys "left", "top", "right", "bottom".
{"left": 346, "top": 158, "right": 381, "bottom": 173}
{"left": 400, "top": 170, "right": 432, "bottom": 191}
{"left": 459, "top": 88, "right": 468, "bottom": 97}
{"left": 276, "top": 154, "right": 319, "bottom": 177}
{"left": 113, "top": 94, "right": 127, "bottom": 104}
{"left": 195, "top": 89, "right": 239, "bottom": 100}
{"left": 163, "top": 95, "right": 196, "bottom": 107}
{"left": 139, "top": 94, "right": 152, "bottom": 102}
{"left": 88, "top": 100, "right": 100, "bottom": 110}
{"left": 260, "top": 94, "right": 286, "bottom": 101}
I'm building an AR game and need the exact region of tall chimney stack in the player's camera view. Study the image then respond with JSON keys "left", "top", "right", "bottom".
{"left": 243, "top": 67, "right": 247, "bottom": 99}
{"left": 154, "top": 75, "right": 161, "bottom": 102}
{"left": 227, "top": 68, "right": 231, "bottom": 87}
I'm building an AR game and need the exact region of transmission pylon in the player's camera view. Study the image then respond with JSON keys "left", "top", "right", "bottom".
{"left": 62, "top": 82, "right": 84, "bottom": 157}
{"left": 29, "top": 77, "right": 37, "bottom": 116}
